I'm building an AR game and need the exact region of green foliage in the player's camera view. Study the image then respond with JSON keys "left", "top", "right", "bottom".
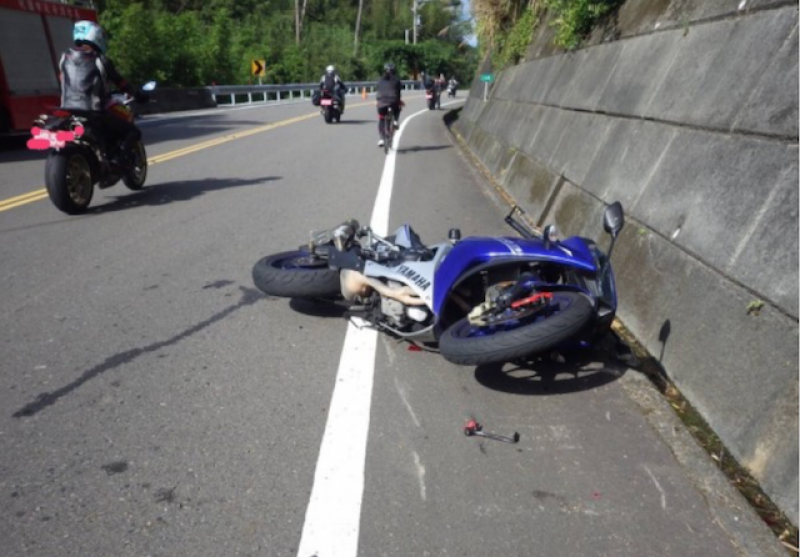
{"left": 95, "top": 0, "right": 477, "bottom": 86}
{"left": 495, "top": 5, "right": 538, "bottom": 67}
{"left": 542, "top": 0, "right": 621, "bottom": 50}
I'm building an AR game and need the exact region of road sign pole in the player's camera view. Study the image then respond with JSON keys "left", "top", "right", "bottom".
{"left": 484, "top": 81, "right": 487, "bottom": 101}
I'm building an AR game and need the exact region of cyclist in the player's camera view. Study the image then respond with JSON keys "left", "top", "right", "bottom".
{"left": 376, "top": 62, "right": 402, "bottom": 147}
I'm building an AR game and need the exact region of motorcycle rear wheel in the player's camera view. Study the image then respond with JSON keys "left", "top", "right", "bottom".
{"left": 439, "top": 291, "right": 593, "bottom": 366}
{"left": 123, "top": 140, "right": 148, "bottom": 190}
{"left": 252, "top": 250, "right": 341, "bottom": 298}
{"left": 324, "top": 109, "right": 333, "bottom": 124}
{"left": 45, "top": 150, "right": 94, "bottom": 215}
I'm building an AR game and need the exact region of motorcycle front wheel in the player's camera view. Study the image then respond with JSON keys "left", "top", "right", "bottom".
{"left": 438, "top": 291, "right": 594, "bottom": 366}
{"left": 45, "top": 149, "right": 94, "bottom": 214}
{"left": 252, "top": 250, "right": 341, "bottom": 298}
{"left": 123, "top": 139, "right": 148, "bottom": 190}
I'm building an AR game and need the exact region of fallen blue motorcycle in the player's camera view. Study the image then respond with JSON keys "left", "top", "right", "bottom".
{"left": 252, "top": 202, "right": 625, "bottom": 366}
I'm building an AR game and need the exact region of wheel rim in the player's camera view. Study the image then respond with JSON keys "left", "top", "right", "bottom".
{"left": 66, "top": 154, "right": 92, "bottom": 205}
{"left": 452, "top": 292, "right": 577, "bottom": 339}
{"left": 273, "top": 252, "right": 328, "bottom": 271}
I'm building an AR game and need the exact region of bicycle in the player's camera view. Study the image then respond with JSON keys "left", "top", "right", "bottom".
{"left": 383, "top": 107, "right": 395, "bottom": 154}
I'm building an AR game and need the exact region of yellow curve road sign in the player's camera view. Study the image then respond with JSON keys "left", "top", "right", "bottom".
{"left": 251, "top": 60, "right": 266, "bottom": 77}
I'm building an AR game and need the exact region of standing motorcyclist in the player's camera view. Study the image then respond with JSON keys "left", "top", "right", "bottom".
{"left": 319, "top": 65, "right": 346, "bottom": 114}
{"left": 436, "top": 74, "right": 446, "bottom": 108}
{"left": 376, "top": 62, "right": 402, "bottom": 147}
{"left": 447, "top": 76, "right": 458, "bottom": 97}
{"left": 423, "top": 71, "right": 440, "bottom": 109}
{"left": 58, "top": 20, "right": 147, "bottom": 167}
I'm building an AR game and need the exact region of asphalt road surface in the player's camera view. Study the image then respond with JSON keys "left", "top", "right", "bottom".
{"left": 0, "top": 94, "right": 784, "bottom": 556}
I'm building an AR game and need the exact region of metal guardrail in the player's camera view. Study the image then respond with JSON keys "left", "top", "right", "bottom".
{"left": 207, "top": 81, "right": 422, "bottom": 106}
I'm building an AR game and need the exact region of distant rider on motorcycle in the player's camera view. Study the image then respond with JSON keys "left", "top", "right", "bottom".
{"left": 376, "top": 62, "right": 402, "bottom": 147}
{"left": 58, "top": 20, "right": 148, "bottom": 167}
{"left": 319, "top": 65, "right": 346, "bottom": 114}
{"left": 447, "top": 76, "right": 458, "bottom": 97}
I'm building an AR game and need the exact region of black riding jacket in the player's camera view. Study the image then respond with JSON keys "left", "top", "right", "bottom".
{"left": 59, "top": 47, "right": 132, "bottom": 111}
{"left": 376, "top": 74, "right": 402, "bottom": 108}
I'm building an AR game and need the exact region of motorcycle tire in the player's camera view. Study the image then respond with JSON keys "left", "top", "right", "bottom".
{"left": 428, "top": 99, "right": 436, "bottom": 111}
{"left": 438, "top": 291, "right": 594, "bottom": 366}
{"left": 123, "top": 139, "right": 148, "bottom": 191}
{"left": 324, "top": 109, "right": 333, "bottom": 124}
{"left": 252, "top": 250, "right": 341, "bottom": 298}
{"left": 45, "top": 149, "right": 94, "bottom": 215}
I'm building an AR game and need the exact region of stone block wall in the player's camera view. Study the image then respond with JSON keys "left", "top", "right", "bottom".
{"left": 455, "top": 0, "right": 798, "bottom": 522}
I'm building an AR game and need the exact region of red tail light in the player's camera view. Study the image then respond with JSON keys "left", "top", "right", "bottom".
{"left": 53, "top": 109, "right": 71, "bottom": 118}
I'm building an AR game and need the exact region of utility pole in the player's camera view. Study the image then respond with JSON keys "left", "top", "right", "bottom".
{"left": 412, "top": 0, "right": 418, "bottom": 44}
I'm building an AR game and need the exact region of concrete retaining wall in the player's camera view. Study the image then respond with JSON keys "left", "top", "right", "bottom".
{"left": 455, "top": 0, "right": 798, "bottom": 522}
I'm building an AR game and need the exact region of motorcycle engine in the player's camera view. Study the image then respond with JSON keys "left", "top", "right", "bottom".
{"left": 381, "top": 281, "right": 407, "bottom": 326}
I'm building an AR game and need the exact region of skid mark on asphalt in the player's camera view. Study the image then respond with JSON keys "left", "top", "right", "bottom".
{"left": 394, "top": 376, "right": 422, "bottom": 428}
{"left": 412, "top": 450, "right": 427, "bottom": 501}
{"left": 13, "top": 286, "right": 260, "bottom": 418}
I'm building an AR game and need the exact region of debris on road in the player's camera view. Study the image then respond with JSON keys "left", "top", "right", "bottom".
{"left": 463, "top": 419, "right": 520, "bottom": 444}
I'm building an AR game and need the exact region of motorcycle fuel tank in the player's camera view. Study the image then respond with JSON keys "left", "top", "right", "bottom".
{"left": 432, "top": 235, "right": 597, "bottom": 315}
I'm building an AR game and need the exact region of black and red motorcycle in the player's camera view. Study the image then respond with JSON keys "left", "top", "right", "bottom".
{"left": 27, "top": 81, "right": 155, "bottom": 215}
{"left": 425, "top": 85, "right": 439, "bottom": 110}
{"left": 319, "top": 88, "right": 343, "bottom": 124}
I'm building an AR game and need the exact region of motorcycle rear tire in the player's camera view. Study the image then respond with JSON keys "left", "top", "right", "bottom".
{"left": 123, "top": 140, "right": 148, "bottom": 191}
{"left": 324, "top": 109, "right": 333, "bottom": 124}
{"left": 252, "top": 250, "right": 341, "bottom": 298}
{"left": 439, "top": 291, "right": 594, "bottom": 366}
{"left": 45, "top": 150, "right": 94, "bottom": 215}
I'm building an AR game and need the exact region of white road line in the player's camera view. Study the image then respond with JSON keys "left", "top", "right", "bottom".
{"left": 296, "top": 103, "right": 455, "bottom": 557}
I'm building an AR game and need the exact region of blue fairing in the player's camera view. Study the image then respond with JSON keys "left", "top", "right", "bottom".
{"left": 432, "top": 236, "right": 597, "bottom": 315}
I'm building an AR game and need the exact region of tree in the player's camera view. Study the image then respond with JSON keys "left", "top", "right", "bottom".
{"left": 354, "top": 0, "right": 365, "bottom": 56}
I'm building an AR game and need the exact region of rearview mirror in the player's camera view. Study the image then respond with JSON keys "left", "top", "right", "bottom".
{"left": 543, "top": 224, "right": 559, "bottom": 249}
{"left": 603, "top": 202, "right": 624, "bottom": 238}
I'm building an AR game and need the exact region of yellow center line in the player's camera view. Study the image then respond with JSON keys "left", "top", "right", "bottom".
{"left": 0, "top": 191, "right": 50, "bottom": 211}
{"left": 1, "top": 100, "right": 376, "bottom": 214}
{"left": 0, "top": 189, "right": 50, "bottom": 209}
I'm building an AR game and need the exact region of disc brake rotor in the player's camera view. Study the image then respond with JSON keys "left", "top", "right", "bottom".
{"left": 468, "top": 291, "right": 554, "bottom": 327}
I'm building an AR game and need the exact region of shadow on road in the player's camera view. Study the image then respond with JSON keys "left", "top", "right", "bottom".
{"left": 397, "top": 145, "right": 451, "bottom": 154}
{"left": 13, "top": 286, "right": 262, "bottom": 418}
{"left": 90, "top": 176, "right": 281, "bottom": 213}
{"left": 287, "top": 298, "right": 348, "bottom": 318}
{"left": 329, "top": 120, "right": 371, "bottom": 125}
{"left": 474, "top": 336, "right": 629, "bottom": 396}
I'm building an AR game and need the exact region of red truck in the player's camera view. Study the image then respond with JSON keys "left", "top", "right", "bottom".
{"left": 0, "top": 0, "right": 97, "bottom": 134}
